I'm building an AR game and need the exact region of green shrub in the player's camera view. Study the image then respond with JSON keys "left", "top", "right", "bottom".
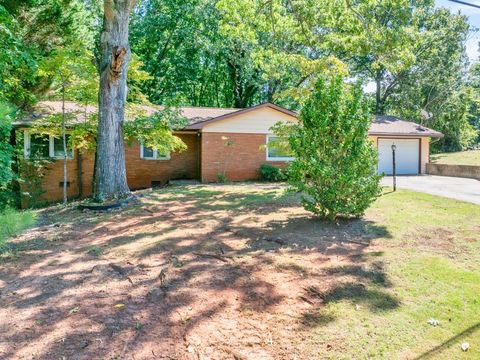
{"left": 0, "top": 208, "right": 37, "bottom": 251}
{"left": 217, "top": 172, "right": 227, "bottom": 183}
{"left": 87, "top": 246, "right": 103, "bottom": 256}
{"left": 260, "top": 164, "right": 286, "bottom": 182}
{"left": 18, "top": 157, "right": 52, "bottom": 208}
{"left": 0, "top": 103, "right": 15, "bottom": 209}
{"left": 273, "top": 75, "right": 381, "bottom": 220}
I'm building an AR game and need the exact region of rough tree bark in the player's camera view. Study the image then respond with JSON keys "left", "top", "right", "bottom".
{"left": 93, "top": 0, "right": 136, "bottom": 202}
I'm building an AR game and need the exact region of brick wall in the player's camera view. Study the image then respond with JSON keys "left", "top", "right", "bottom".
{"left": 28, "top": 132, "right": 199, "bottom": 204}
{"left": 426, "top": 163, "right": 480, "bottom": 180}
{"left": 126, "top": 132, "right": 199, "bottom": 189}
{"left": 27, "top": 153, "right": 94, "bottom": 204}
{"left": 200, "top": 132, "right": 288, "bottom": 182}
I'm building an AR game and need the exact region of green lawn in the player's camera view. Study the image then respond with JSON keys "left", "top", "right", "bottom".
{"left": 0, "top": 208, "right": 37, "bottom": 251}
{"left": 431, "top": 150, "right": 480, "bottom": 166}
{"left": 307, "top": 189, "right": 480, "bottom": 359}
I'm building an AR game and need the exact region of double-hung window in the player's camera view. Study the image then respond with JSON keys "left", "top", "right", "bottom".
{"left": 29, "top": 134, "right": 50, "bottom": 158}
{"left": 140, "top": 144, "right": 170, "bottom": 160}
{"left": 24, "top": 131, "right": 73, "bottom": 159}
{"left": 52, "top": 135, "right": 73, "bottom": 158}
{"left": 266, "top": 135, "right": 294, "bottom": 161}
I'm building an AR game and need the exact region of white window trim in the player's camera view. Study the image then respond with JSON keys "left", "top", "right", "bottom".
{"left": 266, "top": 134, "right": 294, "bottom": 161}
{"left": 140, "top": 143, "right": 171, "bottom": 160}
{"left": 24, "top": 131, "right": 74, "bottom": 160}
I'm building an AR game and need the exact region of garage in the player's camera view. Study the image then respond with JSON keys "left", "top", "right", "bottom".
{"left": 377, "top": 138, "right": 420, "bottom": 175}
{"left": 370, "top": 115, "right": 444, "bottom": 175}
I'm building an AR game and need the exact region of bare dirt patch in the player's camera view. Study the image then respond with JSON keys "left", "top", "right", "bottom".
{"left": 0, "top": 184, "right": 396, "bottom": 359}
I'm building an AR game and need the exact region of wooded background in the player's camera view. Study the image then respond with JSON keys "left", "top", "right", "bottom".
{"left": 1, "top": 0, "right": 480, "bottom": 206}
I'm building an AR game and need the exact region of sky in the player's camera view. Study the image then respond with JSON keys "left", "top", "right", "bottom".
{"left": 436, "top": 0, "right": 480, "bottom": 62}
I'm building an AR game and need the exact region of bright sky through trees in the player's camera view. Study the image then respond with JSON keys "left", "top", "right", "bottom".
{"left": 437, "top": 0, "right": 480, "bottom": 61}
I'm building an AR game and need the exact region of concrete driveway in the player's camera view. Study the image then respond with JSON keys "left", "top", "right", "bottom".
{"left": 381, "top": 175, "right": 480, "bottom": 205}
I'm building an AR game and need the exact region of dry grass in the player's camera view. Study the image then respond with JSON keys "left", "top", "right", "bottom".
{"left": 0, "top": 183, "right": 479, "bottom": 359}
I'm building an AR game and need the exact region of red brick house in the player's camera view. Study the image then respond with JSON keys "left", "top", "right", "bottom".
{"left": 14, "top": 101, "right": 442, "bottom": 203}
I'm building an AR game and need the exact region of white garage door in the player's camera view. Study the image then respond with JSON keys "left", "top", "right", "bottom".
{"left": 377, "top": 138, "right": 420, "bottom": 175}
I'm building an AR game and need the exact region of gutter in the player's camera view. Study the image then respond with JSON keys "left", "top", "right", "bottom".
{"left": 368, "top": 132, "right": 444, "bottom": 138}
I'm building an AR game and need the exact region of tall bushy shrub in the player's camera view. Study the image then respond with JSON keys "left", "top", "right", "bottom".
{"left": 0, "top": 103, "right": 15, "bottom": 209}
{"left": 281, "top": 76, "right": 381, "bottom": 220}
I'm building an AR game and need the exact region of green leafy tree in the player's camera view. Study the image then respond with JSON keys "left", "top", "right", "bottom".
{"left": 427, "top": 88, "right": 478, "bottom": 152}
{"left": 0, "top": 6, "right": 37, "bottom": 106}
{"left": 37, "top": 46, "right": 98, "bottom": 205}
{"left": 215, "top": 0, "right": 331, "bottom": 108}
{"left": 0, "top": 102, "right": 15, "bottom": 209}
{"left": 325, "top": 0, "right": 423, "bottom": 115}
{"left": 323, "top": 1, "right": 474, "bottom": 150}
{"left": 384, "top": 7, "right": 475, "bottom": 151}
{"left": 127, "top": 54, "right": 153, "bottom": 104}
{"left": 130, "top": 0, "right": 244, "bottom": 107}
{"left": 129, "top": 0, "right": 331, "bottom": 108}
{"left": 1, "top": 0, "right": 96, "bottom": 108}
{"left": 276, "top": 76, "right": 381, "bottom": 220}
{"left": 123, "top": 106, "right": 187, "bottom": 154}
{"left": 462, "top": 63, "right": 480, "bottom": 148}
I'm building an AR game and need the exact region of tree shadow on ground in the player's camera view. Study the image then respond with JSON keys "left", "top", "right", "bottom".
{"left": 413, "top": 322, "right": 480, "bottom": 359}
{"left": 0, "top": 183, "right": 399, "bottom": 359}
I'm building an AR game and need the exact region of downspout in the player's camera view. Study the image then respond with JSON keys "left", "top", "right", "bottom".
{"left": 197, "top": 131, "right": 202, "bottom": 181}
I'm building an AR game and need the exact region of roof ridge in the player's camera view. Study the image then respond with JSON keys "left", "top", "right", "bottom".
{"left": 39, "top": 100, "right": 242, "bottom": 111}
{"left": 173, "top": 105, "right": 242, "bottom": 110}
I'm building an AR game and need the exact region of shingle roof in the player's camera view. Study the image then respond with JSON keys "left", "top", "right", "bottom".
{"left": 13, "top": 101, "right": 443, "bottom": 138}
{"left": 13, "top": 101, "right": 98, "bottom": 127}
{"left": 13, "top": 101, "right": 241, "bottom": 127}
{"left": 178, "top": 106, "right": 242, "bottom": 125}
{"left": 371, "top": 115, "right": 443, "bottom": 138}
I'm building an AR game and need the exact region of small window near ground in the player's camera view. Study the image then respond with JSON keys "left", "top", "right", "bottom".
{"left": 140, "top": 144, "right": 170, "bottom": 160}
{"left": 52, "top": 135, "right": 73, "bottom": 158}
{"left": 29, "top": 134, "right": 50, "bottom": 158}
{"left": 266, "top": 135, "right": 294, "bottom": 161}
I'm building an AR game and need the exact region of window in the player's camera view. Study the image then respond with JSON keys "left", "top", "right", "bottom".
{"left": 29, "top": 134, "right": 50, "bottom": 158}
{"left": 52, "top": 135, "right": 73, "bottom": 158}
{"left": 140, "top": 144, "right": 170, "bottom": 160}
{"left": 24, "top": 131, "right": 74, "bottom": 159}
{"left": 266, "top": 135, "right": 294, "bottom": 161}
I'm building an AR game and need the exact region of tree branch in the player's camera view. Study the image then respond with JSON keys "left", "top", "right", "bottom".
{"left": 104, "top": 0, "right": 116, "bottom": 21}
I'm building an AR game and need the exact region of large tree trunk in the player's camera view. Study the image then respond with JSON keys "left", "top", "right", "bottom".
{"left": 93, "top": 0, "right": 135, "bottom": 202}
